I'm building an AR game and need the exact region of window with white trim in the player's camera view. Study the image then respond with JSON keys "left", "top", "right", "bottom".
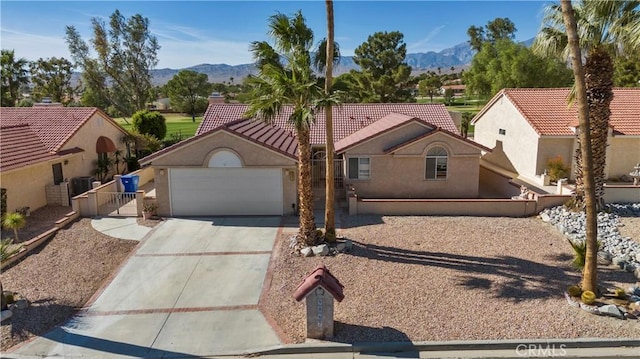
{"left": 348, "top": 157, "right": 370, "bottom": 180}
{"left": 425, "top": 146, "right": 448, "bottom": 180}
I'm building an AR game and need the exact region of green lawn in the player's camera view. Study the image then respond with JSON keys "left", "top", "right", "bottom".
{"left": 117, "top": 113, "right": 202, "bottom": 140}
{"left": 417, "top": 97, "right": 488, "bottom": 115}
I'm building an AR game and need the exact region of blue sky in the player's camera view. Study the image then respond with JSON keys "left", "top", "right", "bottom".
{"left": 1, "top": 0, "right": 551, "bottom": 69}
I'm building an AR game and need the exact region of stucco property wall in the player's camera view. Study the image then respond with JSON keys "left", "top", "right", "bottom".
{"left": 608, "top": 137, "right": 640, "bottom": 179}
{"left": 536, "top": 137, "right": 575, "bottom": 179}
{"left": 473, "top": 96, "right": 540, "bottom": 178}
{"left": 344, "top": 131, "right": 482, "bottom": 198}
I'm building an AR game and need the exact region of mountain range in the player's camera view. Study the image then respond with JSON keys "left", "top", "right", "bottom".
{"left": 149, "top": 40, "right": 479, "bottom": 85}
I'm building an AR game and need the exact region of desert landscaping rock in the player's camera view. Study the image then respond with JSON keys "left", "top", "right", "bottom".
{"left": 598, "top": 251, "right": 613, "bottom": 265}
{"left": 540, "top": 203, "right": 640, "bottom": 273}
{"left": 300, "top": 247, "right": 313, "bottom": 257}
{"left": 1, "top": 310, "right": 12, "bottom": 323}
{"left": 312, "top": 244, "right": 329, "bottom": 256}
{"left": 599, "top": 304, "right": 625, "bottom": 319}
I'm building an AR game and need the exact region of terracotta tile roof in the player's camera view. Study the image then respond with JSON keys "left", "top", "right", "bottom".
{"left": 0, "top": 107, "right": 118, "bottom": 151}
{"left": 473, "top": 88, "right": 640, "bottom": 136}
{"left": 383, "top": 127, "right": 493, "bottom": 154}
{"left": 199, "top": 103, "right": 457, "bottom": 145}
{"left": 293, "top": 265, "right": 345, "bottom": 302}
{"left": 334, "top": 113, "right": 430, "bottom": 153}
{"left": 140, "top": 118, "right": 297, "bottom": 164}
{"left": 225, "top": 119, "right": 298, "bottom": 158}
{"left": 1, "top": 124, "right": 63, "bottom": 172}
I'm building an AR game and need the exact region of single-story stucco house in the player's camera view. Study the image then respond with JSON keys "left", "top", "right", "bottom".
{"left": 140, "top": 103, "right": 490, "bottom": 217}
{"left": 472, "top": 88, "right": 640, "bottom": 183}
{"left": 0, "top": 106, "right": 128, "bottom": 213}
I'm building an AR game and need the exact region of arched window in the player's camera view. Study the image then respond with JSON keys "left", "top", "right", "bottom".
{"left": 208, "top": 150, "right": 242, "bottom": 167}
{"left": 425, "top": 146, "right": 447, "bottom": 180}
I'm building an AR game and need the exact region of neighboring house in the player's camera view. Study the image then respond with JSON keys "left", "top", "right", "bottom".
{"left": 141, "top": 103, "right": 489, "bottom": 217}
{"left": 472, "top": 88, "right": 640, "bottom": 183}
{"left": 440, "top": 84, "right": 466, "bottom": 96}
{"left": 335, "top": 113, "right": 490, "bottom": 199}
{"left": 0, "top": 107, "right": 128, "bottom": 213}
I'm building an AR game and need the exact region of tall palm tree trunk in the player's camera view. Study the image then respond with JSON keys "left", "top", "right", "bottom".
{"left": 298, "top": 128, "right": 317, "bottom": 246}
{"left": 585, "top": 47, "right": 613, "bottom": 210}
{"left": 324, "top": 0, "right": 336, "bottom": 242}
{"left": 561, "top": 0, "right": 598, "bottom": 293}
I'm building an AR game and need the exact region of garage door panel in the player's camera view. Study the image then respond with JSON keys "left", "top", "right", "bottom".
{"left": 170, "top": 168, "right": 283, "bottom": 216}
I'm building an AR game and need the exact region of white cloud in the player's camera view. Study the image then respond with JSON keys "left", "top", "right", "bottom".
{"left": 407, "top": 25, "right": 446, "bottom": 53}
{"left": 1, "top": 28, "right": 70, "bottom": 61}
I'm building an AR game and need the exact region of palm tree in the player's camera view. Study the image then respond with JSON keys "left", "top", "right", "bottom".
{"left": 534, "top": 0, "right": 640, "bottom": 209}
{"left": 2, "top": 212, "right": 26, "bottom": 243}
{"left": 245, "top": 11, "right": 324, "bottom": 246}
{"left": 560, "top": 0, "right": 599, "bottom": 294}
{"left": 323, "top": 0, "right": 337, "bottom": 242}
{"left": 1, "top": 50, "right": 29, "bottom": 107}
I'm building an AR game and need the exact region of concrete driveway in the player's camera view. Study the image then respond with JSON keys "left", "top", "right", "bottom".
{"left": 10, "top": 217, "right": 283, "bottom": 358}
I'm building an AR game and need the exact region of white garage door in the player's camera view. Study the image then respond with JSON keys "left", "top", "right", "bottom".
{"left": 169, "top": 168, "right": 283, "bottom": 216}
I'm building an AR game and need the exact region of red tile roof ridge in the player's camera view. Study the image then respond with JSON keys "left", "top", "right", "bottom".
{"left": 0, "top": 123, "right": 30, "bottom": 129}
{"left": 293, "top": 264, "right": 345, "bottom": 302}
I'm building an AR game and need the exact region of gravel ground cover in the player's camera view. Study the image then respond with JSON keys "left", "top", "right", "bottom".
{"left": 264, "top": 216, "right": 640, "bottom": 343}
{"left": 0, "top": 206, "right": 71, "bottom": 243}
{"left": 0, "top": 219, "right": 137, "bottom": 352}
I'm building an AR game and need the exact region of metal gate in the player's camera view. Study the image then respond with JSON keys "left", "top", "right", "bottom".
{"left": 97, "top": 192, "right": 138, "bottom": 216}
{"left": 312, "top": 154, "right": 345, "bottom": 190}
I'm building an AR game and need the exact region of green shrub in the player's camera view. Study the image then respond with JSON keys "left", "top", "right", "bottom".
{"left": 132, "top": 110, "right": 167, "bottom": 140}
{"left": 546, "top": 156, "right": 570, "bottom": 182}
{"left": 567, "top": 285, "right": 581, "bottom": 297}
{"left": 0, "top": 238, "right": 23, "bottom": 262}
{"left": 567, "top": 239, "right": 601, "bottom": 271}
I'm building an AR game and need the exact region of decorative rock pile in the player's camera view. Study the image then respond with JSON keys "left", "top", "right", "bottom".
{"left": 541, "top": 203, "right": 640, "bottom": 319}
{"left": 290, "top": 236, "right": 353, "bottom": 257}
{"left": 565, "top": 286, "right": 640, "bottom": 320}
{"left": 539, "top": 203, "right": 640, "bottom": 280}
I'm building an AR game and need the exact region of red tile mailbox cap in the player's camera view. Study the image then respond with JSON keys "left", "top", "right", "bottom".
{"left": 293, "top": 265, "right": 345, "bottom": 302}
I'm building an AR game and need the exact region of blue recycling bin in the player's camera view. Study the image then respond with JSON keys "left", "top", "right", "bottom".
{"left": 120, "top": 174, "right": 139, "bottom": 193}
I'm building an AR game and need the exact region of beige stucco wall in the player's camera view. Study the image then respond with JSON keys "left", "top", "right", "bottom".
{"left": 536, "top": 137, "right": 575, "bottom": 178}
{"left": 345, "top": 122, "right": 431, "bottom": 155}
{"left": 608, "top": 137, "right": 640, "bottom": 179}
{"left": 151, "top": 131, "right": 297, "bottom": 216}
{"left": 62, "top": 112, "right": 128, "bottom": 179}
{"left": 474, "top": 96, "right": 541, "bottom": 178}
{"left": 344, "top": 131, "right": 481, "bottom": 198}
{"left": 354, "top": 198, "right": 538, "bottom": 216}
{"left": 1, "top": 153, "right": 83, "bottom": 212}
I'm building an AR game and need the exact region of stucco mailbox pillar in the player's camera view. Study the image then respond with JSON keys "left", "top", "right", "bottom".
{"left": 293, "top": 265, "right": 344, "bottom": 339}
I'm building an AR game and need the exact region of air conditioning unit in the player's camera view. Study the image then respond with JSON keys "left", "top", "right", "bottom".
{"left": 72, "top": 176, "right": 94, "bottom": 196}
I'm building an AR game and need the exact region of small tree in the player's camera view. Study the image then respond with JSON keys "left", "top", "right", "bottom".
{"left": 2, "top": 212, "right": 26, "bottom": 242}
{"left": 444, "top": 88, "right": 455, "bottom": 106}
{"left": 131, "top": 110, "right": 167, "bottom": 140}
{"left": 460, "top": 112, "right": 473, "bottom": 139}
